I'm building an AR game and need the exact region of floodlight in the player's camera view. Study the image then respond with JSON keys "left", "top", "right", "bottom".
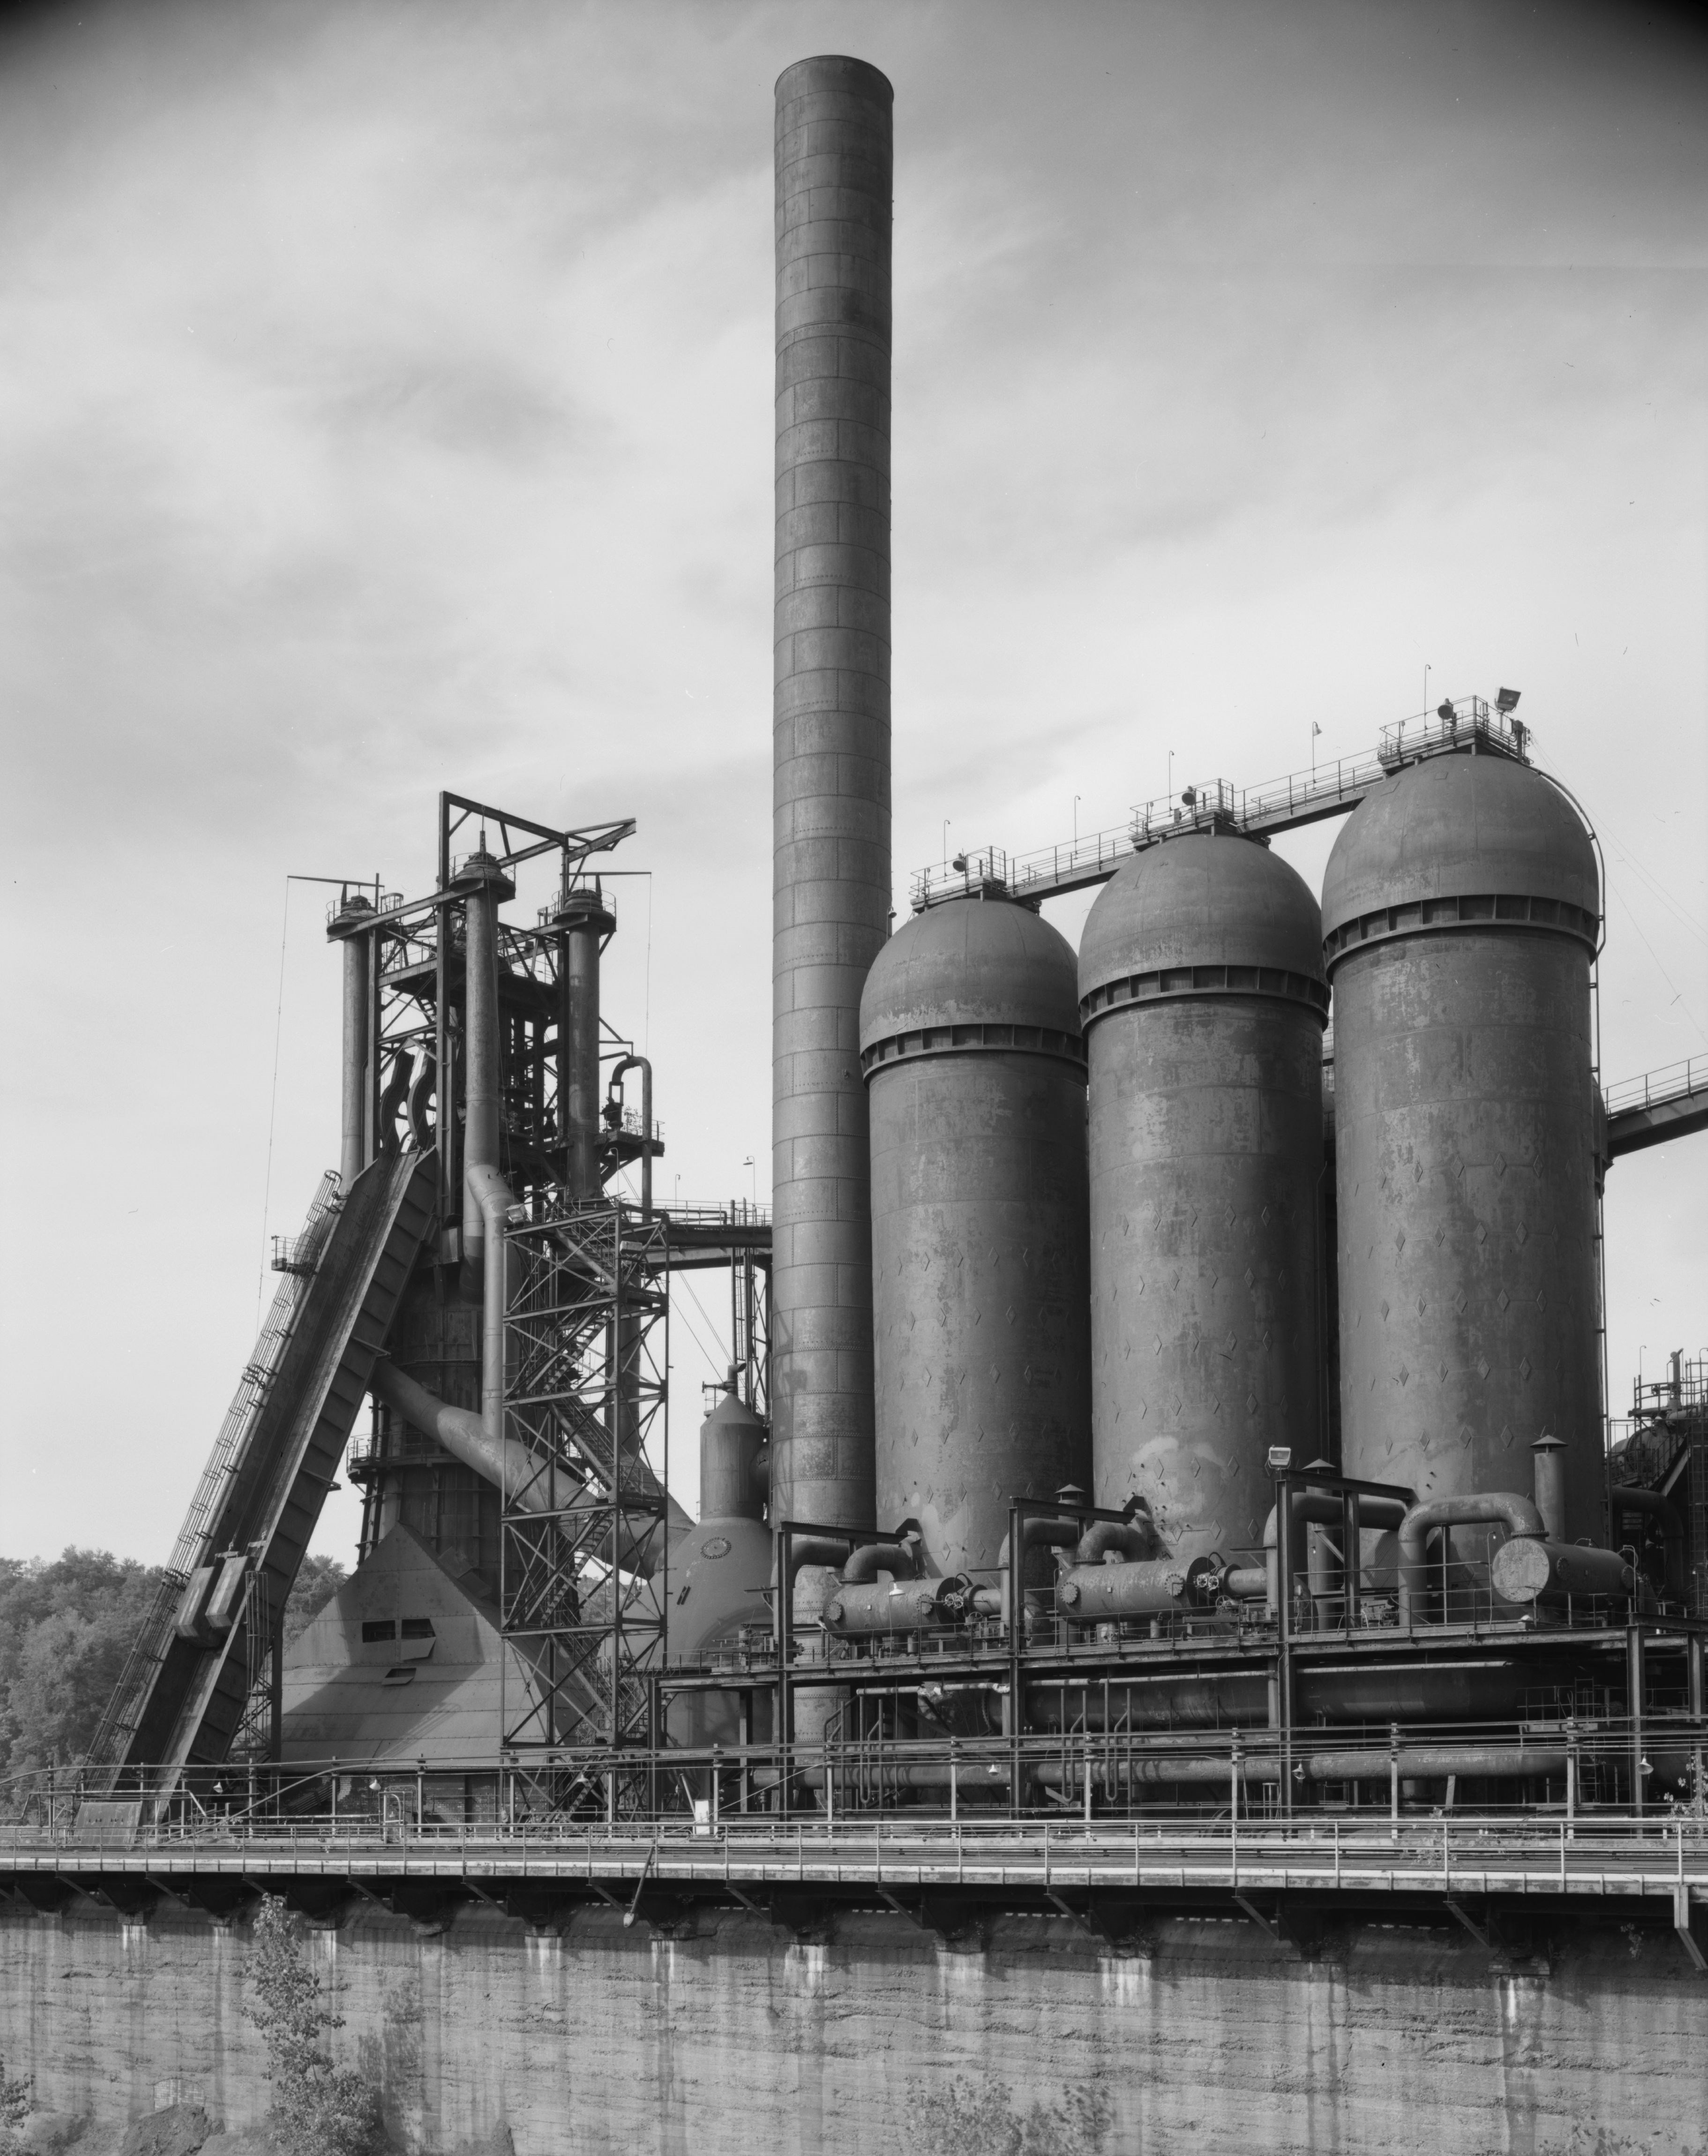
{"left": 1495, "top": 687, "right": 1521, "bottom": 714}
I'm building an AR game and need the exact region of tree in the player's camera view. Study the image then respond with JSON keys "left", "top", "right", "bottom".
{"left": 244, "top": 1895, "right": 380, "bottom": 2156}
{"left": 0, "top": 2050, "right": 30, "bottom": 2151}
{"left": 0, "top": 1550, "right": 165, "bottom": 1796}
{"left": 283, "top": 1554, "right": 346, "bottom": 1646}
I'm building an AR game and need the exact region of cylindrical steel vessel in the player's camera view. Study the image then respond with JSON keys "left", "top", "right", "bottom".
{"left": 1322, "top": 748, "right": 1602, "bottom": 1538}
{"left": 699, "top": 1390, "right": 769, "bottom": 1523}
{"left": 330, "top": 894, "right": 374, "bottom": 1190}
{"left": 553, "top": 885, "right": 614, "bottom": 1201}
{"left": 771, "top": 55, "right": 893, "bottom": 1532}
{"left": 860, "top": 896, "right": 1091, "bottom": 1582}
{"left": 449, "top": 848, "right": 516, "bottom": 1256}
{"left": 1080, "top": 834, "right": 1328, "bottom": 1563}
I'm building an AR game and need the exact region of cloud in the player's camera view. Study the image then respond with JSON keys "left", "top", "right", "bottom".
{"left": 1, "top": 0, "right": 1704, "bottom": 1556}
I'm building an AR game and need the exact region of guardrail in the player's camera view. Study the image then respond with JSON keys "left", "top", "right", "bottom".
{"left": 1605, "top": 1056, "right": 1708, "bottom": 1119}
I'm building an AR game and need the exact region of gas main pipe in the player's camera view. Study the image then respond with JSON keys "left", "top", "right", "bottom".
{"left": 801, "top": 1743, "right": 1574, "bottom": 1795}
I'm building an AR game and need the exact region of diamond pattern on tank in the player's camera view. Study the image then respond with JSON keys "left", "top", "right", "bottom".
{"left": 1497, "top": 1290, "right": 1510, "bottom": 1312}
{"left": 1519, "top": 1357, "right": 1533, "bottom": 1380}
{"left": 1500, "top": 1422, "right": 1515, "bottom": 1448}
{"left": 1475, "top": 1224, "right": 1488, "bottom": 1245}
{"left": 1395, "top": 1229, "right": 1407, "bottom": 1253}
{"left": 1477, "top": 1357, "right": 1491, "bottom": 1380}
{"left": 1514, "top": 1223, "right": 1528, "bottom": 1247}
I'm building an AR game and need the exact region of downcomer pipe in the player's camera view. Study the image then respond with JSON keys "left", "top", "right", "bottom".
{"left": 770, "top": 56, "right": 894, "bottom": 1533}
{"left": 371, "top": 1359, "right": 687, "bottom": 1572}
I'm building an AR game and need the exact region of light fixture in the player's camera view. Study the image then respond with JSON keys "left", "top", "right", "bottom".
{"left": 1495, "top": 687, "right": 1521, "bottom": 714}
{"left": 1267, "top": 1446, "right": 1292, "bottom": 1472}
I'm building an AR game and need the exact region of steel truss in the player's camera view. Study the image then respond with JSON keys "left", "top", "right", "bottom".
{"left": 500, "top": 1198, "right": 670, "bottom": 1799}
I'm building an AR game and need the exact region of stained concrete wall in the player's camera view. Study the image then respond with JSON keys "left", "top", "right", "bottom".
{"left": 3, "top": 1899, "right": 1706, "bottom": 2156}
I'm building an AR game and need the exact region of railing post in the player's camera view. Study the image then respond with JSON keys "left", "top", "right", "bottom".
{"left": 1389, "top": 1723, "right": 1400, "bottom": 1842}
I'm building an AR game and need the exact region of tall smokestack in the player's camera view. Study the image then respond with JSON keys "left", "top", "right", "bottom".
{"left": 771, "top": 57, "right": 893, "bottom": 1532}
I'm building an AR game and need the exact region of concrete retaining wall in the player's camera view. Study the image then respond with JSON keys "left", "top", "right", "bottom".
{"left": 3, "top": 1900, "right": 1706, "bottom": 2154}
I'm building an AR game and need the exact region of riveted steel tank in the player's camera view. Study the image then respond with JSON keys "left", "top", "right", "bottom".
{"left": 1321, "top": 746, "right": 1602, "bottom": 1534}
{"left": 859, "top": 896, "right": 1091, "bottom": 1580}
{"left": 1079, "top": 834, "right": 1328, "bottom": 1563}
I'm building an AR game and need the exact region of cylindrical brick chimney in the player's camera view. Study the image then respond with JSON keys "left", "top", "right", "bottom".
{"left": 770, "top": 56, "right": 893, "bottom": 1532}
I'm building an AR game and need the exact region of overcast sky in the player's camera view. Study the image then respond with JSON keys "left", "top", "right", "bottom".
{"left": 2, "top": 0, "right": 1704, "bottom": 1564}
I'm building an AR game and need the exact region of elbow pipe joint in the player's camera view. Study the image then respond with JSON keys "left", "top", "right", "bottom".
{"left": 1075, "top": 1518, "right": 1159, "bottom": 1566}
{"left": 1396, "top": 1492, "right": 1546, "bottom": 1621}
{"left": 841, "top": 1524, "right": 922, "bottom": 1585}
{"left": 781, "top": 1535, "right": 858, "bottom": 1593}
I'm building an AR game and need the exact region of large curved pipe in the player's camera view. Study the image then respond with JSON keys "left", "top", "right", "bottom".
{"left": 1397, "top": 1492, "right": 1545, "bottom": 1622}
{"left": 780, "top": 1534, "right": 859, "bottom": 1592}
{"left": 1263, "top": 1490, "right": 1408, "bottom": 1615}
{"left": 608, "top": 1054, "right": 653, "bottom": 1218}
{"left": 992, "top": 1512, "right": 1084, "bottom": 1626}
{"left": 841, "top": 1528, "right": 921, "bottom": 1584}
{"left": 373, "top": 1358, "right": 570, "bottom": 1519}
{"left": 1075, "top": 1515, "right": 1158, "bottom": 1566}
{"left": 372, "top": 1359, "right": 681, "bottom": 1576}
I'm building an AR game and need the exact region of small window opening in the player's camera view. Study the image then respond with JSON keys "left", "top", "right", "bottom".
{"left": 400, "top": 1617, "right": 435, "bottom": 1639}
{"left": 361, "top": 1620, "right": 397, "bottom": 1643}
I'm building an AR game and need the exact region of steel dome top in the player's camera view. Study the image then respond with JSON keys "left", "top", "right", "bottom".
{"left": 1079, "top": 833, "right": 1324, "bottom": 1005}
{"left": 1321, "top": 750, "right": 1598, "bottom": 944}
{"left": 860, "top": 895, "right": 1080, "bottom": 1050}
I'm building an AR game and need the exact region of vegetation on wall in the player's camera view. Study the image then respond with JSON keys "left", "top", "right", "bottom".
{"left": 244, "top": 1893, "right": 382, "bottom": 2156}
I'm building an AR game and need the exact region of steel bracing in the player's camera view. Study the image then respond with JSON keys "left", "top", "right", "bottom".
{"left": 500, "top": 1198, "right": 671, "bottom": 1781}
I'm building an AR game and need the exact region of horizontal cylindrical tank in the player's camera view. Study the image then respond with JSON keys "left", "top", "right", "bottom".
{"left": 860, "top": 895, "right": 1092, "bottom": 1582}
{"left": 1079, "top": 834, "right": 1328, "bottom": 1563}
{"left": 1322, "top": 748, "right": 1602, "bottom": 1540}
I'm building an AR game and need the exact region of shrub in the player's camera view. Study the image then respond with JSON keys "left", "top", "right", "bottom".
{"left": 243, "top": 1895, "right": 381, "bottom": 2156}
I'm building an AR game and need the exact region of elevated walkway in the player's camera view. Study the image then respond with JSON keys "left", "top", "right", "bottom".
{"left": 93, "top": 1150, "right": 438, "bottom": 1792}
{"left": 1605, "top": 1057, "right": 1708, "bottom": 1158}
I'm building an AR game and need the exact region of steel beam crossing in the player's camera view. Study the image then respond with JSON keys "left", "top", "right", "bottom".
{"left": 4, "top": 1819, "right": 1705, "bottom": 1966}
{"left": 1605, "top": 1057, "right": 1708, "bottom": 1158}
